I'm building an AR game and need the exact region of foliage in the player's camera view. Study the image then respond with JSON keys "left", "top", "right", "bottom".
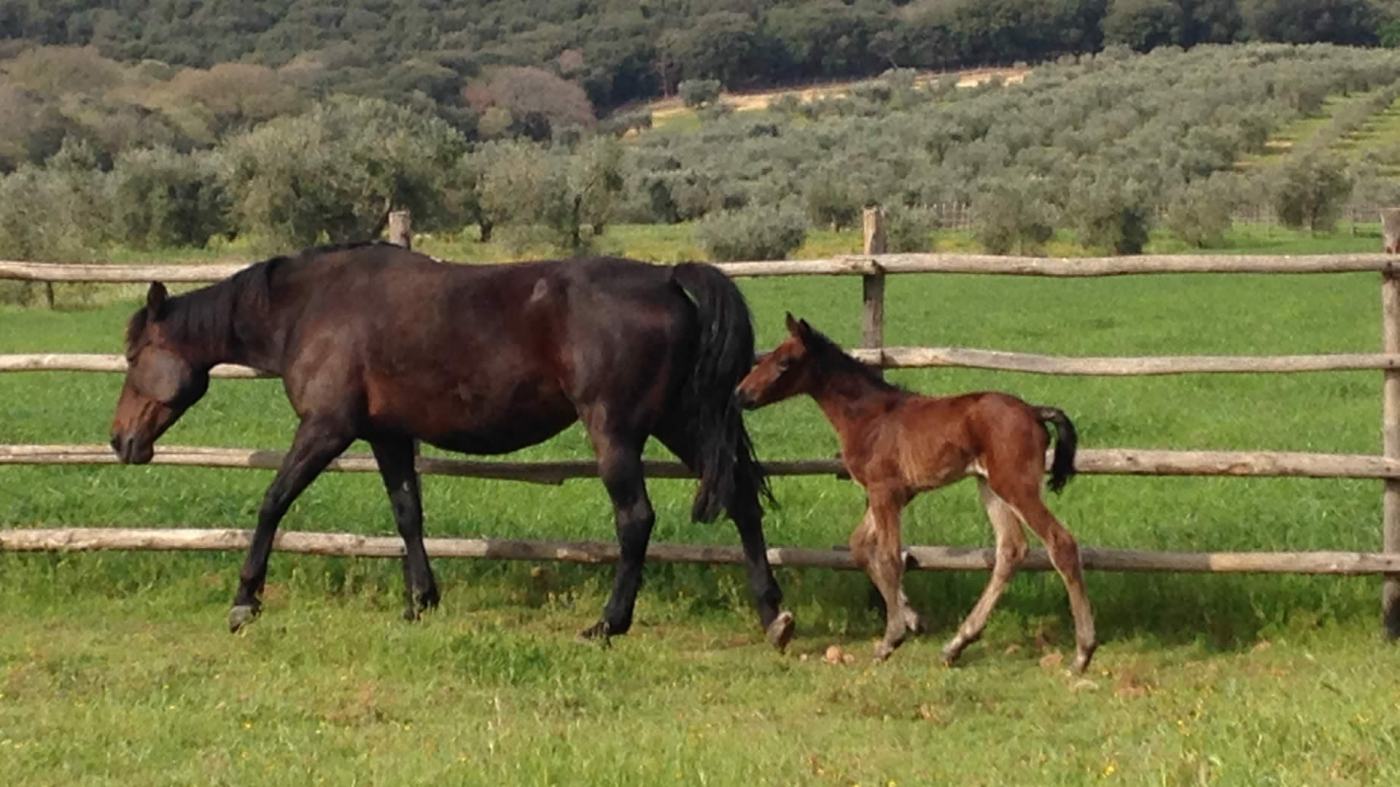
{"left": 110, "top": 147, "right": 229, "bottom": 249}
{"left": 678, "top": 79, "right": 721, "bottom": 109}
{"left": 884, "top": 205, "right": 939, "bottom": 253}
{"left": 1162, "top": 172, "right": 1239, "bottom": 247}
{"left": 694, "top": 202, "right": 807, "bottom": 261}
{"left": 1270, "top": 151, "right": 1354, "bottom": 232}
{"left": 973, "top": 180, "right": 1057, "bottom": 255}
{"left": 219, "top": 98, "right": 466, "bottom": 249}
{"left": 462, "top": 66, "right": 596, "bottom": 142}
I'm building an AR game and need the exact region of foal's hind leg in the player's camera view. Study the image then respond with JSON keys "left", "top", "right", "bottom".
{"left": 941, "top": 479, "right": 1028, "bottom": 667}
{"left": 997, "top": 484, "right": 1097, "bottom": 674}
{"left": 851, "top": 490, "right": 910, "bottom": 661}
{"left": 370, "top": 436, "right": 439, "bottom": 621}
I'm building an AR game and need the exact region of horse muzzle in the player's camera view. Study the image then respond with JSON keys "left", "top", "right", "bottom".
{"left": 110, "top": 433, "right": 155, "bottom": 465}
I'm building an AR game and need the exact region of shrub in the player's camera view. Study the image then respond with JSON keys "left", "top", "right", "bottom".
{"left": 678, "top": 79, "right": 722, "bottom": 108}
{"left": 1271, "top": 151, "right": 1353, "bottom": 232}
{"left": 885, "top": 205, "right": 939, "bottom": 253}
{"left": 110, "top": 147, "right": 229, "bottom": 249}
{"left": 1163, "top": 174, "right": 1238, "bottom": 247}
{"left": 972, "top": 181, "right": 1055, "bottom": 255}
{"left": 694, "top": 202, "right": 807, "bottom": 261}
{"left": 220, "top": 97, "right": 466, "bottom": 249}
{"left": 803, "top": 175, "right": 859, "bottom": 230}
{"left": 1065, "top": 175, "right": 1154, "bottom": 254}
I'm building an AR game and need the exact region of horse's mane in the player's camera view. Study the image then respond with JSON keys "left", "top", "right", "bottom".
{"left": 124, "top": 241, "right": 399, "bottom": 355}
{"left": 803, "top": 325, "right": 903, "bottom": 392}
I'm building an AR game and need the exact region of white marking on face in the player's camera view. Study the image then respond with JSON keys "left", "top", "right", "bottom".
{"left": 529, "top": 279, "right": 549, "bottom": 303}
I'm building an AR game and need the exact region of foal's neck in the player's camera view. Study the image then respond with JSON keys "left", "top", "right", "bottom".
{"left": 807, "top": 353, "right": 903, "bottom": 443}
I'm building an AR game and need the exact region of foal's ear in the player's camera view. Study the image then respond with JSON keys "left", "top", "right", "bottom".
{"left": 145, "top": 282, "right": 168, "bottom": 321}
{"left": 784, "top": 312, "right": 800, "bottom": 334}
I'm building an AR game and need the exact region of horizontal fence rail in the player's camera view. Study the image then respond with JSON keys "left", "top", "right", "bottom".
{"left": 8, "top": 349, "right": 1400, "bottom": 378}
{"left": 6, "top": 223, "right": 1400, "bottom": 634}
{"left": 4, "top": 528, "right": 1400, "bottom": 576}
{"left": 7, "top": 444, "right": 1400, "bottom": 482}
{"left": 4, "top": 253, "right": 1399, "bottom": 284}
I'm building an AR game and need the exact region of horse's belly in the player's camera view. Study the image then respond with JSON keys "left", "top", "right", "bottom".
{"left": 365, "top": 374, "right": 576, "bottom": 454}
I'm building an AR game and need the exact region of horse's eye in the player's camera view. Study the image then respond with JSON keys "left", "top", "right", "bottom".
{"left": 776, "top": 359, "right": 792, "bottom": 372}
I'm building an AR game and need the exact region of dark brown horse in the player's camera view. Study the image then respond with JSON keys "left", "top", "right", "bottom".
{"left": 737, "top": 315, "right": 1095, "bottom": 672}
{"left": 110, "top": 243, "right": 794, "bottom": 648}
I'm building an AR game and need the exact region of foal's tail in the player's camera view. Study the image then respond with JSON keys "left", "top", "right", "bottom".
{"left": 1035, "top": 406, "right": 1079, "bottom": 494}
{"left": 671, "top": 262, "right": 772, "bottom": 523}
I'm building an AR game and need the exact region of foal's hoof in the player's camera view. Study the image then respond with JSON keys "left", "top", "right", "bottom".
{"left": 939, "top": 642, "right": 962, "bottom": 668}
{"left": 873, "top": 641, "right": 898, "bottom": 662}
{"left": 765, "top": 611, "right": 795, "bottom": 652}
{"left": 228, "top": 604, "right": 260, "bottom": 633}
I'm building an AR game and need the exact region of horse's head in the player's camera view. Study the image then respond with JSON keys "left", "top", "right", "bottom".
{"left": 110, "top": 282, "right": 210, "bottom": 464}
{"left": 736, "top": 313, "right": 821, "bottom": 409}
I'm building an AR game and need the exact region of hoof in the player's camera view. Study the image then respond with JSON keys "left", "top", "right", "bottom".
{"left": 228, "top": 604, "right": 260, "bottom": 633}
{"left": 1072, "top": 645, "right": 1097, "bottom": 675}
{"left": 873, "top": 641, "right": 896, "bottom": 662}
{"left": 766, "top": 611, "right": 795, "bottom": 652}
{"left": 403, "top": 589, "right": 440, "bottom": 622}
{"left": 577, "top": 620, "right": 613, "bottom": 648}
{"left": 940, "top": 641, "right": 962, "bottom": 668}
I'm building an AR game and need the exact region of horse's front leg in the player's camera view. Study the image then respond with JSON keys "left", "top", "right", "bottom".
{"left": 579, "top": 431, "right": 653, "bottom": 642}
{"left": 229, "top": 417, "right": 353, "bottom": 632}
{"left": 370, "top": 436, "right": 439, "bottom": 621}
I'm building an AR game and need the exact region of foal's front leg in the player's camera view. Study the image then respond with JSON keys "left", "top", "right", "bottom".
{"left": 229, "top": 417, "right": 353, "bottom": 632}
{"left": 851, "top": 491, "right": 911, "bottom": 661}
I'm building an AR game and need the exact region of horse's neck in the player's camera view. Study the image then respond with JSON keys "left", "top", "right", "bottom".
{"left": 176, "top": 275, "right": 294, "bottom": 376}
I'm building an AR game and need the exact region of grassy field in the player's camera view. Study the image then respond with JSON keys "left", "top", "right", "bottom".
{"left": 5, "top": 227, "right": 1400, "bottom": 783}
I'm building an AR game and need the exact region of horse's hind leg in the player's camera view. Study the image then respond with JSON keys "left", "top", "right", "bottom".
{"left": 998, "top": 484, "right": 1097, "bottom": 674}
{"left": 941, "top": 479, "right": 1028, "bottom": 667}
{"left": 230, "top": 417, "right": 353, "bottom": 632}
{"left": 851, "top": 491, "right": 909, "bottom": 661}
{"left": 579, "top": 427, "right": 654, "bottom": 642}
{"left": 370, "top": 436, "right": 439, "bottom": 621}
{"left": 655, "top": 424, "right": 792, "bottom": 650}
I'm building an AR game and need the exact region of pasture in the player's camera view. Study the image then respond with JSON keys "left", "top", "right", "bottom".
{"left": 5, "top": 232, "right": 1400, "bottom": 783}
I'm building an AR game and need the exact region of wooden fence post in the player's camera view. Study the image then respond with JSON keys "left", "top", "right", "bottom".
{"left": 388, "top": 210, "right": 412, "bottom": 249}
{"left": 861, "top": 206, "right": 886, "bottom": 372}
{"left": 1381, "top": 208, "right": 1400, "bottom": 638}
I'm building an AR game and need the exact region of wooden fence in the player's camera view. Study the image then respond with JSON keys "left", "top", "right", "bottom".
{"left": 4, "top": 208, "right": 1400, "bottom": 636}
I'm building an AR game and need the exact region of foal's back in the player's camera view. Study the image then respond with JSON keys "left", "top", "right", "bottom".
{"left": 860, "top": 391, "right": 1051, "bottom": 493}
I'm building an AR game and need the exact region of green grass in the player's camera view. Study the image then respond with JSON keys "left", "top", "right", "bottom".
{"left": 5, "top": 229, "right": 1400, "bottom": 783}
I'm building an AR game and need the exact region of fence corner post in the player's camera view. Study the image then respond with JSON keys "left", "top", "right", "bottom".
{"left": 1381, "top": 208, "right": 1400, "bottom": 638}
{"left": 861, "top": 206, "right": 887, "bottom": 374}
{"left": 388, "top": 210, "right": 413, "bottom": 249}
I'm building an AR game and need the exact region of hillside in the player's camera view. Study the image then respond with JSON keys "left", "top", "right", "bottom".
{"left": 1, "top": 0, "right": 1396, "bottom": 151}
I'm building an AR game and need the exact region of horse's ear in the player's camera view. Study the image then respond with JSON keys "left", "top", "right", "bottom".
{"left": 785, "top": 312, "right": 800, "bottom": 334}
{"left": 146, "top": 282, "right": 168, "bottom": 321}
{"left": 797, "top": 318, "right": 813, "bottom": 338}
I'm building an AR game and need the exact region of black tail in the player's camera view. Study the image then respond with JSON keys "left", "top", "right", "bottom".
{"left": 1035, "top": 406, "right": 1078, "bottom": 494}
{"left": 670, "top": 262, "right": 771, "bottom": 523}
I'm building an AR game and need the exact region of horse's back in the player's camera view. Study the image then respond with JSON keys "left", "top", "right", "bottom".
{"left": 275, "top": 246, "right": 694, "bottom": 451}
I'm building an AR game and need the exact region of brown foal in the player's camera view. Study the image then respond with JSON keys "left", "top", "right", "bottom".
{"left": 737, "top": 315, "right": 1097, "bottom": 673}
